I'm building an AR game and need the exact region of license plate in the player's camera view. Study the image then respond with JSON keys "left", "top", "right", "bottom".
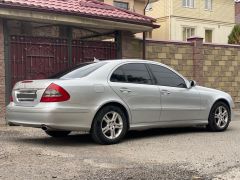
{"left": 17, "top": 93, "right": 37, "bottom": 99}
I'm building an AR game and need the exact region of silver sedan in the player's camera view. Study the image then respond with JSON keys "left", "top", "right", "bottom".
{"left": 6, "top": 60, "right": 234, "bottom": 144}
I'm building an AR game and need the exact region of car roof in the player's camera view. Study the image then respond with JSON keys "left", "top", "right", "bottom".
{"left": 101, "top": 59, "right": 165, "bottom": 66}
{"left": 102, "top": 59, "right": 175, "bottom": 71}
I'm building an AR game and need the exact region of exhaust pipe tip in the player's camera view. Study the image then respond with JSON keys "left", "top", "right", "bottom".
{"left": 41, "top": 125, "right": 48, "bottom": 131}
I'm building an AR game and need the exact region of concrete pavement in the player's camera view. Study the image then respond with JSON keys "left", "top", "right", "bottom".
{"left": 0, "top": 111, "right": 239, "bottom": 179}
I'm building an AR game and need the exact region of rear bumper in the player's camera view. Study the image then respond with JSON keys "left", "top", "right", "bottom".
{"left": 6, "top": 103, "right": 94, "bottom": 131}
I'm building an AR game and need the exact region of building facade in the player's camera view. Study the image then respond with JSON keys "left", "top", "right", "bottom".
{"left": 146, "top": 0, "right": 235, "bottom": 44}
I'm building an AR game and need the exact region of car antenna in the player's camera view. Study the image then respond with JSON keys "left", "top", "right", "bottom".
{"left": 93, "top": 57, "right": 100, "bottom": 63}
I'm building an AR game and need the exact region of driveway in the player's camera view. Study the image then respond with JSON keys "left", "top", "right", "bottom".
{"left": 0, "top": 111, "right": 240, "bottom": 180}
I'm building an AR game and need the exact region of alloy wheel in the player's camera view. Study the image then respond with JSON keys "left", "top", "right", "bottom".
{"left": 101, "top": 111, "right": 123, "bottom": 140}
{"left": 214, "top": 106, "right": 229, "bottom": 129}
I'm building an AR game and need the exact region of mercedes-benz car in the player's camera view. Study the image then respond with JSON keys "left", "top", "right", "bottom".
{"left": 6, "top": 60, "right": 234, "bottom": 144}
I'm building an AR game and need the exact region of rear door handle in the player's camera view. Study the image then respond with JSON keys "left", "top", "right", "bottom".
{"left": 120, "top": 88, "right": 132, "bottom": 93}
{"left": 161, "top": 89, "right": 171, "bottom": 95}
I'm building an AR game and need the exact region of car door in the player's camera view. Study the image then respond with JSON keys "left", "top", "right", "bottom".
{"left": 109, "top": 63, "right": 161, "bottom": 124}
{"left": 148, "top": 64, "right": 201, "bottom": 122}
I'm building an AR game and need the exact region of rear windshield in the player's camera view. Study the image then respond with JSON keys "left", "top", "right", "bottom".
{"left": 60, "top": 62, "right": 107, "bottom": 79}
{"left": 49, "top": 63, "right": 91, "bottom": 79}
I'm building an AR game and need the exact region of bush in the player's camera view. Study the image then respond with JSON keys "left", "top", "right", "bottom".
{"left": 228, "top": 25, "right": 240, "bottom": 44}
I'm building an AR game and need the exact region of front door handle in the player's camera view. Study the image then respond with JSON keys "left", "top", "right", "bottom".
{"left": 120, "top": 88, "right": 132, "bottom": 93}
{"left": 161, "top": 89, "right": 171, "bottom": 95}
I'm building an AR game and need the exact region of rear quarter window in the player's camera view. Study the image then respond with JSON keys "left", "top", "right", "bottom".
{"left": 110, "top": 68, "right": 126, "bottom": 82}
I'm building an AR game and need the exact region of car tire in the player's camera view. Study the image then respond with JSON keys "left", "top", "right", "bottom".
{"left": 207, "top": 101, "right": 231, "bottom": 132}
{"left": 91, "top": 106, "right": 128, "bottom": 145}
{"left": 44, "top": 130, "right": 71, "bottom": 138}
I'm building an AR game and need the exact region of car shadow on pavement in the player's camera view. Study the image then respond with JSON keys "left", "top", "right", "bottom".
{"left": 14, "top": 133, "right": 97, "bottom": 147}
{"left": 125, "top": 127, "right": 208, "bottom": 140}
{"left": 9, "top": 126, "right": 218, "bottom": 147}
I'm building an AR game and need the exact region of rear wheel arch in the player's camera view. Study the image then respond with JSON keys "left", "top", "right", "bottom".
{"left": 92, "top": 101, "right": 130, "bottom": 130}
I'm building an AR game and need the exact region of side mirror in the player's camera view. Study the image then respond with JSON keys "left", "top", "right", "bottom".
{"left": 190, "top": 80, "right": 197, "bottom": 88}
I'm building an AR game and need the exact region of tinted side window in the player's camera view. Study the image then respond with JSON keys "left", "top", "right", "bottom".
{"left": 122, "top": 63, "right": 152, "bottom": 84}
{"left": 149, "top": 64, "right": 186, "bottom": 88}
{"left": 110, "top": 68, "right": 126, "bottom": 82}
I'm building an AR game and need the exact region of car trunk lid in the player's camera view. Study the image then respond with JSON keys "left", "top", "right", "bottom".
{"left": 12, "top": 80, "right": 56, "bottom": 107}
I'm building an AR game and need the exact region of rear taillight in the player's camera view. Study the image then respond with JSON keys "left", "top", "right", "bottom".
{"left": 40, "top": 83, "right": 70, "bottom": 102}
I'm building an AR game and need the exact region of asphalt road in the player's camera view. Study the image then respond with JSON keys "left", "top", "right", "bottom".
{"left": 0, "top": 112, "right": 240, "bottom": 180}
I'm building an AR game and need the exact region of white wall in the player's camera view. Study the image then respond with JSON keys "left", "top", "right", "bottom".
{"left": 171, "top": 17, "right": 235, "bottom": 44}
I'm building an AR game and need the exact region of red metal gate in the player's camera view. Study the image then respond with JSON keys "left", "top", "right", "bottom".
{"left": 72, "top": 40, "right": 116, "bottom": 64}
{"left": 10, "top": 36, "right": 116, "bottom": 87}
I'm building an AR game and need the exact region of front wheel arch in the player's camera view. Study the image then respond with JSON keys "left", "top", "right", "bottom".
{"left": 207, "top": 100, "right": 231, "bottom": 132}
{"left": 210, "top": 99, "right": 231, "bottom": 117}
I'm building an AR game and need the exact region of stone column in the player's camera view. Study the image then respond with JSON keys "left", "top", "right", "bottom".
{"left": 0, "top": 19, "right": 6, "bottom": 125}
{"left": 121, "top": 31, "right": 142, "bottom": 59}
{"left": 187, "top": 36, "right": 204, "bottom": 85}
{"left": 115, "top": 31, "right": 122, "bottom": 59}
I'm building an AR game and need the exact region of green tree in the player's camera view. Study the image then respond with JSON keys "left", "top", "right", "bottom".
{"left": 228, "top": 25, "right": 240, "bottom": 44}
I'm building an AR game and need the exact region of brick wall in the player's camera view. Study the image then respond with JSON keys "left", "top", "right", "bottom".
{"left": 122, "top": 34, "right": 240, "bottom": 104}
{"left": 0, "top": 19, "right": 6, "bottom": 124}
{"left": 121, "top": 31, "right": 142, "bottom": 59}
{"left": 202, "top": 44, "right": 240, "bottom": 102}
{"left": 146, "top": 40, "right": 194, "bottom": 80}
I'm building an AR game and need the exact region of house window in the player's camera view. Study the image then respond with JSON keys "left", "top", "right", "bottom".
{"left": 182, "top": 0, "right": 195, "bottom": 8}
{"left": 183, "top": 27, "right": 195, "bottom": 41}
{"left": 205, "top": 0, "right": 212, "bottom": 10}
{"left": 114, "top": 1, "right": 129, "bottom": 10}
{"left": 205, "top": 29, "right": 213, "bottom": 43}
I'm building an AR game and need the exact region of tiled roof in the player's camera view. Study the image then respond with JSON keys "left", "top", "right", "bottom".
{"left": 0, "top": 0, "right": 156, "bottom": 27}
